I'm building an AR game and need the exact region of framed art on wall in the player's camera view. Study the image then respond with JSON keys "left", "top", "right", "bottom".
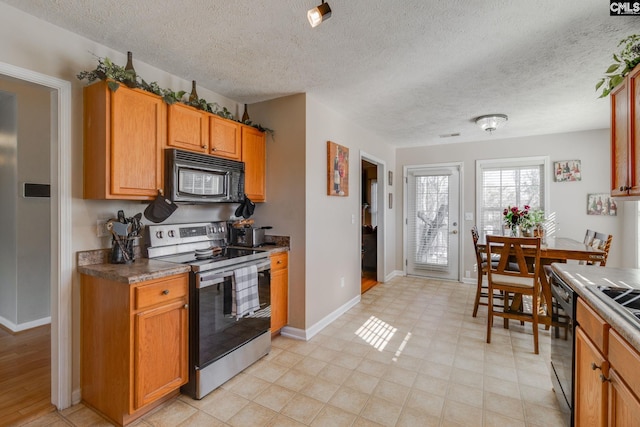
{"left": 587, "top": 193, "right": 617, "bottom": 216}
{"left": 327, "top": 141, "right": 349, "bottom": 196}
{"left": 554, "top": 160, "right": 581, "bottom": 182}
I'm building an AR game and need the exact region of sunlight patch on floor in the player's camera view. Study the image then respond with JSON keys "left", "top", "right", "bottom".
{"left": 355, "top": 315, "right": 397, "bottom": 351}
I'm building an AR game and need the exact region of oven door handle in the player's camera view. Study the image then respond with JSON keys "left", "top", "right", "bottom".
{"left": 198, "top": 271, "right": 233, "bottom": 289}
{"left": 197, "top": 258, "right": 271, "bottom": 289}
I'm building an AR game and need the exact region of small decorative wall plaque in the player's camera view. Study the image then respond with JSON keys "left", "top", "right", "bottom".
{"left": 587, "top": 193, "right": 617, "bottom": 216}
{"left": 327, "top": 141, "right": 349, "bottom": 196}
{"left": 554, "top": 160, "right": 581, "bottom": 182}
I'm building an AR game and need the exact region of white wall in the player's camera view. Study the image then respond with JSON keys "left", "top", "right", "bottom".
{"left": 248, "top": 94, "right": 307, "bottom": 329}
{"left": 396, "top": 129, "right": 625, "bottom": 282}
{"left": 0, "top": 90, "right": 18, "bottom": 327}
{"left": 305, "top": 95, "right": 396, "bottom": 328}
{"left": 0, "top": 79, "right": 51, "bottom": 330}
{"left": 13, "top": 80, "right": 52, "bottom": 325}
{"left": 249, "top": 93, "right": 397, "bottom": 331}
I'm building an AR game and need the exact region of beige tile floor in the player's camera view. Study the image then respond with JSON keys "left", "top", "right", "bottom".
{"left": 19, "top": 276, "right": 567, "bottom": 427}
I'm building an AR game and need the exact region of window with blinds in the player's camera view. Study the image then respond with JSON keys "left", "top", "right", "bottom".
{"left": 476, "top": 157, "right": 549, "bottom": 238}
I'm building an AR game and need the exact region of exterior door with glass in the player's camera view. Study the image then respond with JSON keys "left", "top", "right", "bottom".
{"left": 405, "top": 165, "right": 460, "bottom": 280}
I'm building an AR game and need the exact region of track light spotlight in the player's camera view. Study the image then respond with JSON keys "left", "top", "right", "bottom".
{"left": 308, "top": 1, "right": 332, "bottom": 27}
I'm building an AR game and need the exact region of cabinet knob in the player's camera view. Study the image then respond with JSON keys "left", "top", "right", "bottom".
{"left": 162, "top": 289, "right": 170, "bottom": 295}
{"left": 212, "top": 147, "right": 217, "bottom": 152}
{"left": 591, "top": 362, "right": 601, "bottom": 371}
{"left": 600, "top": 374, "right": 611, "bottom": 383}
{"left": 183, "top": 304, "right": 189, "bottom": 309}
{"left": 277, "top": 260, "right": 282, "bottom": 264}
{"left": 202, "top": 145, "right": 206, "bottom": 149}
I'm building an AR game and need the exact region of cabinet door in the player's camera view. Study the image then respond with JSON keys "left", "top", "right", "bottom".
{"left": 271, "top": 267, "right": 288, "bottom": 333}
{"left": 133, "top": 298, "right": 188, "bottom": 410}
{"left": 609, "top": 368, "right": 640, "bottom": 427}
{"left": 611, "top": 78, "right": 629, "bottom": 197}
{"left": 628, "top": 66, "right": 640, "bottom": 197}
{"left": 111, "top": 86, "right": 164, "bottom": 198}
{"left": 167, "top": 103, "right": 208, "bottom": 153}
{"left": 242, "top": 126, "right": 266, "bottom": 202}
{"left": 575, "top": 326, "right": 608, "bottom": 427}
{"left": 210, "top": 116, "right": 241, "bottom": 160}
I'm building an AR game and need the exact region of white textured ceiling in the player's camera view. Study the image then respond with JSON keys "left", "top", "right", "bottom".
{"left": 4, "top": 0, "right": 638, "bottom": 146}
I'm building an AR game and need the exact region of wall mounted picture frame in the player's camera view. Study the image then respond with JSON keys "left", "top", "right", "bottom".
{"left": 327, "top": 141, "right": 349, "bottom": 196}
{"left": 587, "top": 193, "right": 617, "bottom": 216}
{"left": 554, "top": 160, "right": 581, "bottom": 182}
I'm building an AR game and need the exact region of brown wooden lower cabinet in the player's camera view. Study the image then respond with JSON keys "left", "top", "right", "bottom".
{"left": 81, "top": 273, "right": 189, "bottom": 426}
{"left": 270, "top": 251, "right": 288, "bottom": 335}
{"left": 575, "top": 326, "right": 608, "bottom": 427}
{"left": 575, "top": 297, "right": 640, "bottom": 426}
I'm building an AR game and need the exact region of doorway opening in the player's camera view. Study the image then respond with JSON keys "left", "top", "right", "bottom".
{"left": 0, "top": 61, "right": 73, "bottom": 415}
{"left": 0, "top": 79, "right": 55, "bottom": 423}
{"left": 360, "top": 152, "right": 386, "bottom": 293}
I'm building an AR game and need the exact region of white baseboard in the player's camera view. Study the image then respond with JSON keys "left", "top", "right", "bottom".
{"left": 0, "top": 315, "right": 51, "bottom": 332}
{"left": 279, "top": 294, "right": 362, "bottom": 341}
{"left": 384, "top": 270, "right": 404, "bottom": 281}
{"left": 461, "top": 277, "right": 476, "bottom": 285}
{"left": 72, "top": 388, "right": 82, "bottom": 405}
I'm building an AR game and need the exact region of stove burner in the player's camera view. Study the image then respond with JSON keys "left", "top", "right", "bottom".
{"left": 589, "top": 286, "right": 640, "bottom": 326}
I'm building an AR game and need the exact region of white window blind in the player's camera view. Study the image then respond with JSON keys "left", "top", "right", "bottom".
{"left": 476, "top": 158, "right": 548, "bottom": 238}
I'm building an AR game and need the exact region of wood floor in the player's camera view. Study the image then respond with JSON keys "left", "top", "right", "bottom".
{"left": 0, "top": 324, "right": 54, "bottom": 427}
{"left": 361, "top": 270, "right": 378, "bottom": 293}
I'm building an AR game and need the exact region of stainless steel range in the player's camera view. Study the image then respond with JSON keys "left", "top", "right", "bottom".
{"left": 146, "top": 221, "right": 271, "bottom": 399}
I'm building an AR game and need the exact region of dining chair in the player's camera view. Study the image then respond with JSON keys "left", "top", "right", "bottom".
{"left": 471, "top": 226, "right": 496, "bottom": 317}
{"left": 486, "top": 235, "right": 542, "bottom": 354}
{"left": 583, "top": 229, "right": 596, "bottom": 246}
{"left": 583, "top": 231, "right": 613, "bottom": 266}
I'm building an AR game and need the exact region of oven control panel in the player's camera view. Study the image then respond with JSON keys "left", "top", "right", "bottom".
{"left": 146, "top": 221, "right": 227, "bottom": 247}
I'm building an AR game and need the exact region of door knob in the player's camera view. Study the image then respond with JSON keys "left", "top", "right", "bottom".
{"left": 451, "top": 230, "right": 458, "bottom": 234}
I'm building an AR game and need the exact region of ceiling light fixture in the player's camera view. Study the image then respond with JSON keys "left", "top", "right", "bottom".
{"left": 475, "top": 114, "right": 508, "bottom": 133}
{"left": 308, "top": 1, "right": 332, "bottom": 27}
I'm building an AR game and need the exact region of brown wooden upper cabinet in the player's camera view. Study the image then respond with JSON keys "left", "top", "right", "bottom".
{"left": 242, "top": 125, "right": 267, "bottom": 202}
{"left": 167, "top": 103, "right": 209, "bottom": 153}
{"left": 209, "top": 115, "right": 241, "bottom": 160}
{"left": 84, "top": 81, "right": 165, "bottom": 200}
{"left": 611, "top": 64, "right": 640, "bottom": 198}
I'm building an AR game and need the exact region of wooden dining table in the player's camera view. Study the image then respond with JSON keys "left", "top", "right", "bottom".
{"left": 477, "top": 236, "right": 606, "bottom": 325}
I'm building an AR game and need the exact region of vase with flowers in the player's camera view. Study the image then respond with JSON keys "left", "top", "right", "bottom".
{"left": 503, "top": 205, "right": 530, "bottom": 237}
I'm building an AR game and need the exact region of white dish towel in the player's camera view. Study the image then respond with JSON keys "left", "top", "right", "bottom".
{"left": 232, "top": 264, "right": 260, "bottom": 319}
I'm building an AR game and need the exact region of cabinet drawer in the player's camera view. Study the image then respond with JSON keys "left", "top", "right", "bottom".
{"left": 609, "top": 330, "right": 640, "bottom": 396}
{"left": 135, "top": 275, "right": 188, "bottom": 310}
{"left": 270, "top": 252, "right": 288, "bottom": 272}
{"left": 577, "top": 298, "right": 610, "bottom": 355}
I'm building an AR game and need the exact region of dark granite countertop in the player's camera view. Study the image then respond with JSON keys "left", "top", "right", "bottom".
{"left": 78, "top": 259, "right": 191, "bottom": 284}
{"left": 77, "top": 248, "right": 191, "bottom": 284}
{"left": 77, "top": 237, "right": 289, "bottom": 285}
{"left": 551, "top": 263, "right": 640, "bottom": 352}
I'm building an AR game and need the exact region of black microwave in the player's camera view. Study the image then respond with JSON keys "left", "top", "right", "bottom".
{"left": 165, "top": 149, "right": 245, "bottom": 203}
